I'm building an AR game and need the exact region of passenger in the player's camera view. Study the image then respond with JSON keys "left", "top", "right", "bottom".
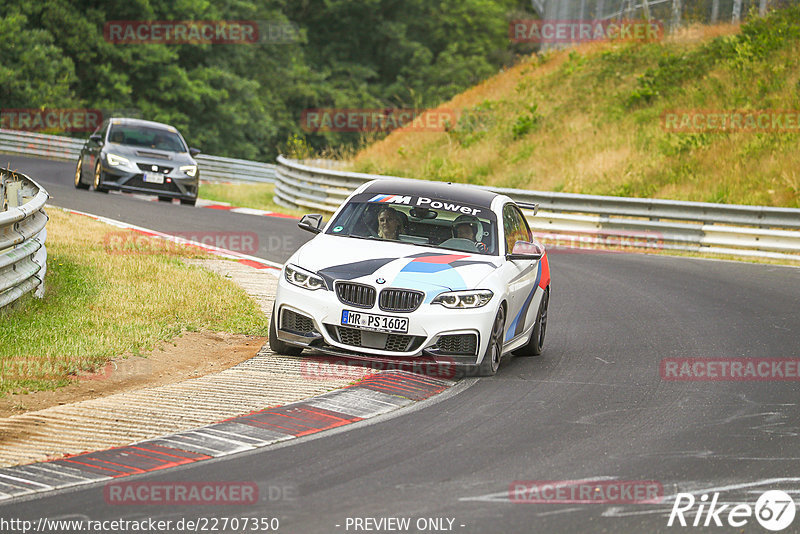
{"left": 377, "top": 207, "right": 403, "bottom": 240}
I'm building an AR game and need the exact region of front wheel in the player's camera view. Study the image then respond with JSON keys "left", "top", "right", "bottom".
{"left": 74, "top": 158, "right": 89, "bottom": 189}
{"left": 180, "top": 197, "right": 197, "bottom": 206}
{"left": 269, "top": 306, "right": 303, "bottom": 356}
{"left": 477, "top": 306, "right": 505, "bottom": 376}
{"left": 93, "top": 161, "right": 108, "bottom": 193}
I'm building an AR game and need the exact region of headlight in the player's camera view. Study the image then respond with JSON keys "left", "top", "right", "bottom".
{"left": 107, "top": 153, "right": 131, "bottom": 167}
{"left": 284, "top": 264, "right": 326, "bottom": 291}
{"left": 180, "top": 165, "right": 197, "bottom": 177}
{"left": 432, "top": 290, "right": 493, "bottom": 309}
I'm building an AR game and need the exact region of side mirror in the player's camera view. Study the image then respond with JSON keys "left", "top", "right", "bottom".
{"left": 189, "top": 147, "right": 201, "bottom": 157}
{"left": 507, "top": 240, "right": 544, "bottom": 261}
{"left": 90, "top": 134, "right": 103, "bottom": 144}
{"left": 298, "top": 214, "right": 324, "bottom": 234}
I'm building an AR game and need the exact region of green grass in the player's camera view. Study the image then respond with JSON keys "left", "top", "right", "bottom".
{"left": 352, "top": 7, "right": 800, "bottom": 208}
{"left": 200, "top": 182, "right": 304, "bottom": 217}
{"left": 0, "top": 209, "right": 268, "bottom": 396}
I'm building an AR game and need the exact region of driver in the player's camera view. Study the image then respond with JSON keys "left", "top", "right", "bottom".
{"left": 377, "top": 207, "right": 403, "bottom": 240}
{"left": 452, "top": 214, "right": 488, "bottom": 252}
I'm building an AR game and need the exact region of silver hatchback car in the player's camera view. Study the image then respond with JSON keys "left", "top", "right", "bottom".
{"left": 74, "top": 118, "right": 200, "bottom": 205}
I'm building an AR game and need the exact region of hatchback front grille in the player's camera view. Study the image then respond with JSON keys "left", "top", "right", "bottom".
{"left": 379, "top": 288, "right": 424, "bottom": 312}
{"left": 124, "top": 176, "right": 180, "bottom": 192}
{"left": 335, "top": 282, "right": 376, "bottom": 308}
{"left": 136, "top": 163, "right": 173, "bottom": 173}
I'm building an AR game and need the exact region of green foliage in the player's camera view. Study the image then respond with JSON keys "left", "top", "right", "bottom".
{"left": 283, "top": 133, "right": 314, "bottom": 160}
{"left": 0, "top": 0, "right": 530, "bottom": 161}
{"left": 658, "top": 133, "right": 713, "bottom": 156}
{"left": 511, "top": 103, "right": 540, "bottom": 139}
{"left": 627, "top": 5, "right": 800, "bottom": 108}
{"left": 562, "top": 50, "right": 587, "bottom": 75}
{"left": 447, "top": 102, "right": 496, "bottom": 147}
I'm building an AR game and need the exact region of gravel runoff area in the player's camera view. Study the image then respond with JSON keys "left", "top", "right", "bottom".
{"left": 0, "top": 260, "right": 377, "bottom": 467}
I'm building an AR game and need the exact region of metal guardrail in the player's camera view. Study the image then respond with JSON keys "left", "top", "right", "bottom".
{"left": 195, "top": 154, "right": 276, "bottom": 184}
{"left": 0, "top": 129, "right": 276, "bottom": 184}
{"left": 0, "top": 168, "right": 49, "bottom": 310}
{"left": 275, "top": 156, "right": 800, "bottom": 261}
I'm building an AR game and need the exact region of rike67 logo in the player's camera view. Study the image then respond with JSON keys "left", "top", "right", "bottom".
{"left": 668, "top": 490, "right": 796, "bottom": 531}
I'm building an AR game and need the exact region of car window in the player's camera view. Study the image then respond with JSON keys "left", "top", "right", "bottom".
{"left": 503, "top": 204, "right": 532, "bottom": 254}
{"left": 107, "top": 124, "right": 187, "bottom": 152}
{"left": 326, "top": 193, "right": 498, "bottom": 255}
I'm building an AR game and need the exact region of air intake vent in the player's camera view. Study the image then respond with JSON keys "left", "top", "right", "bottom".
{"left": 335, "top": 282, "right": 375, "bottom": 308}
{"left": 435, "top": 334, "right": 478, "bottom": 356}
{"left": 281, "top": 309, "right": 315, "bottom": 334}
{"left": 379, "top": 289, "right": 424, "bottom": 312}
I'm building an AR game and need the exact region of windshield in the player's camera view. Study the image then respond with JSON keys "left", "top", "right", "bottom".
{"left": 108, "top": 124, "right": 187, "bottom": 152}
{"left": 326, "top": 193, "right": 498, "bottom": 255}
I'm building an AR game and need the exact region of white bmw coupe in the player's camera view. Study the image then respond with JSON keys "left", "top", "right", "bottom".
{"left": 270, "top": 179, "right": 550, "bottom": 376}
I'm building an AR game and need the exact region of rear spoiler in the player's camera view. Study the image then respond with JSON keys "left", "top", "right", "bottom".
{"left": 515, "top": 202, "right": 539, "bottom": 216}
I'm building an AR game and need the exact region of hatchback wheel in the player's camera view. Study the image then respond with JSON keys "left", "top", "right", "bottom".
{"left": 74, "top": 158, "right": 89, "bottom": 189}
{"left": 93, "top": 161, "right": 108, "bottom": 193}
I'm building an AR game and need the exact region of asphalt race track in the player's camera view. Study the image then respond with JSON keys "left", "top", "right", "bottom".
{"left": 3, "top": 155, "right": 800, "bottom": 533}
{"left": 2, "top": 155, "right": 312, "bottom": 264}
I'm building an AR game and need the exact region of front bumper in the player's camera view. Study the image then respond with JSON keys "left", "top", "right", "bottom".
{"left": 273, "top": 279, "right": 495, "bottom": 364}
{"left": 101, "top": 164, "right": 198, "bottom": 200}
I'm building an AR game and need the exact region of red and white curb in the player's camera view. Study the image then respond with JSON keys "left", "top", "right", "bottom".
{"left": 58, "top": 207, "right": 282, "bottom": 273}
{"left": 108, "top": 191, "right": 299, "bottom": 220}
{"left": 0, "top": 371, "right": 453, "bottom": 500}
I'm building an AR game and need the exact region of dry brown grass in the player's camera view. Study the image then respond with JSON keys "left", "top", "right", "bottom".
{"left": 351, "top": 18, "right": 800, "bottom": 208}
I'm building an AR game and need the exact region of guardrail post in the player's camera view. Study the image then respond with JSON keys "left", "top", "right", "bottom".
{"left": 6, "top": 180, "right": 20, "bottom": 208}
{"left": 671, "top": 0, "right": 682, "bottom": 28}
{"left": 732, "top": 0, "right": 743, "bottom": 23}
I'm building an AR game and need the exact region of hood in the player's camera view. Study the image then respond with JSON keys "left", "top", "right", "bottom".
{"left": 105, "top": 143, "right": 196, "bottom": 165}
{"left": 292, "top": 234, "right": 500, "bottom": 302}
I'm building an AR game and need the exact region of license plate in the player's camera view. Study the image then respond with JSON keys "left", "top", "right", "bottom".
{"left": 143, "top": 172, "right": 164, "bottom": 184}
{"left": 341, "top": 310, "right": 409, "bottom": 334}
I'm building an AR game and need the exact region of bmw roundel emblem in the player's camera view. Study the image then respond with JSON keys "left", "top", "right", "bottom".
{"left": 376, "top": 278, "right": 386, "bottom": 284}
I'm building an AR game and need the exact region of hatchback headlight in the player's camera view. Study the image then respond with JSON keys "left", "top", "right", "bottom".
{"left": 180, "top": 165, "right": 197, "bottom": 177}
{"left": 107, "top": 153, "right": 131, "bottom": 167}
{"left": 432, "top": 290, "right": 493, "bottom": 309}
{"left": 284, "top": 264, "right": 326, "bottom": 291}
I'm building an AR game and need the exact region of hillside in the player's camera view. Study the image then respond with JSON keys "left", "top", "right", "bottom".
{"left": 352, "top": 7, "right": 800, "bottom": 208}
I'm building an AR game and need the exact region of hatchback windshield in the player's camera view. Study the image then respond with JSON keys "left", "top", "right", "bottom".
{"left": 326, "top": 194, "right": 498, "bottom": 255}
{"left": 108, "top": 124, "right": 187, "bottom": 152}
